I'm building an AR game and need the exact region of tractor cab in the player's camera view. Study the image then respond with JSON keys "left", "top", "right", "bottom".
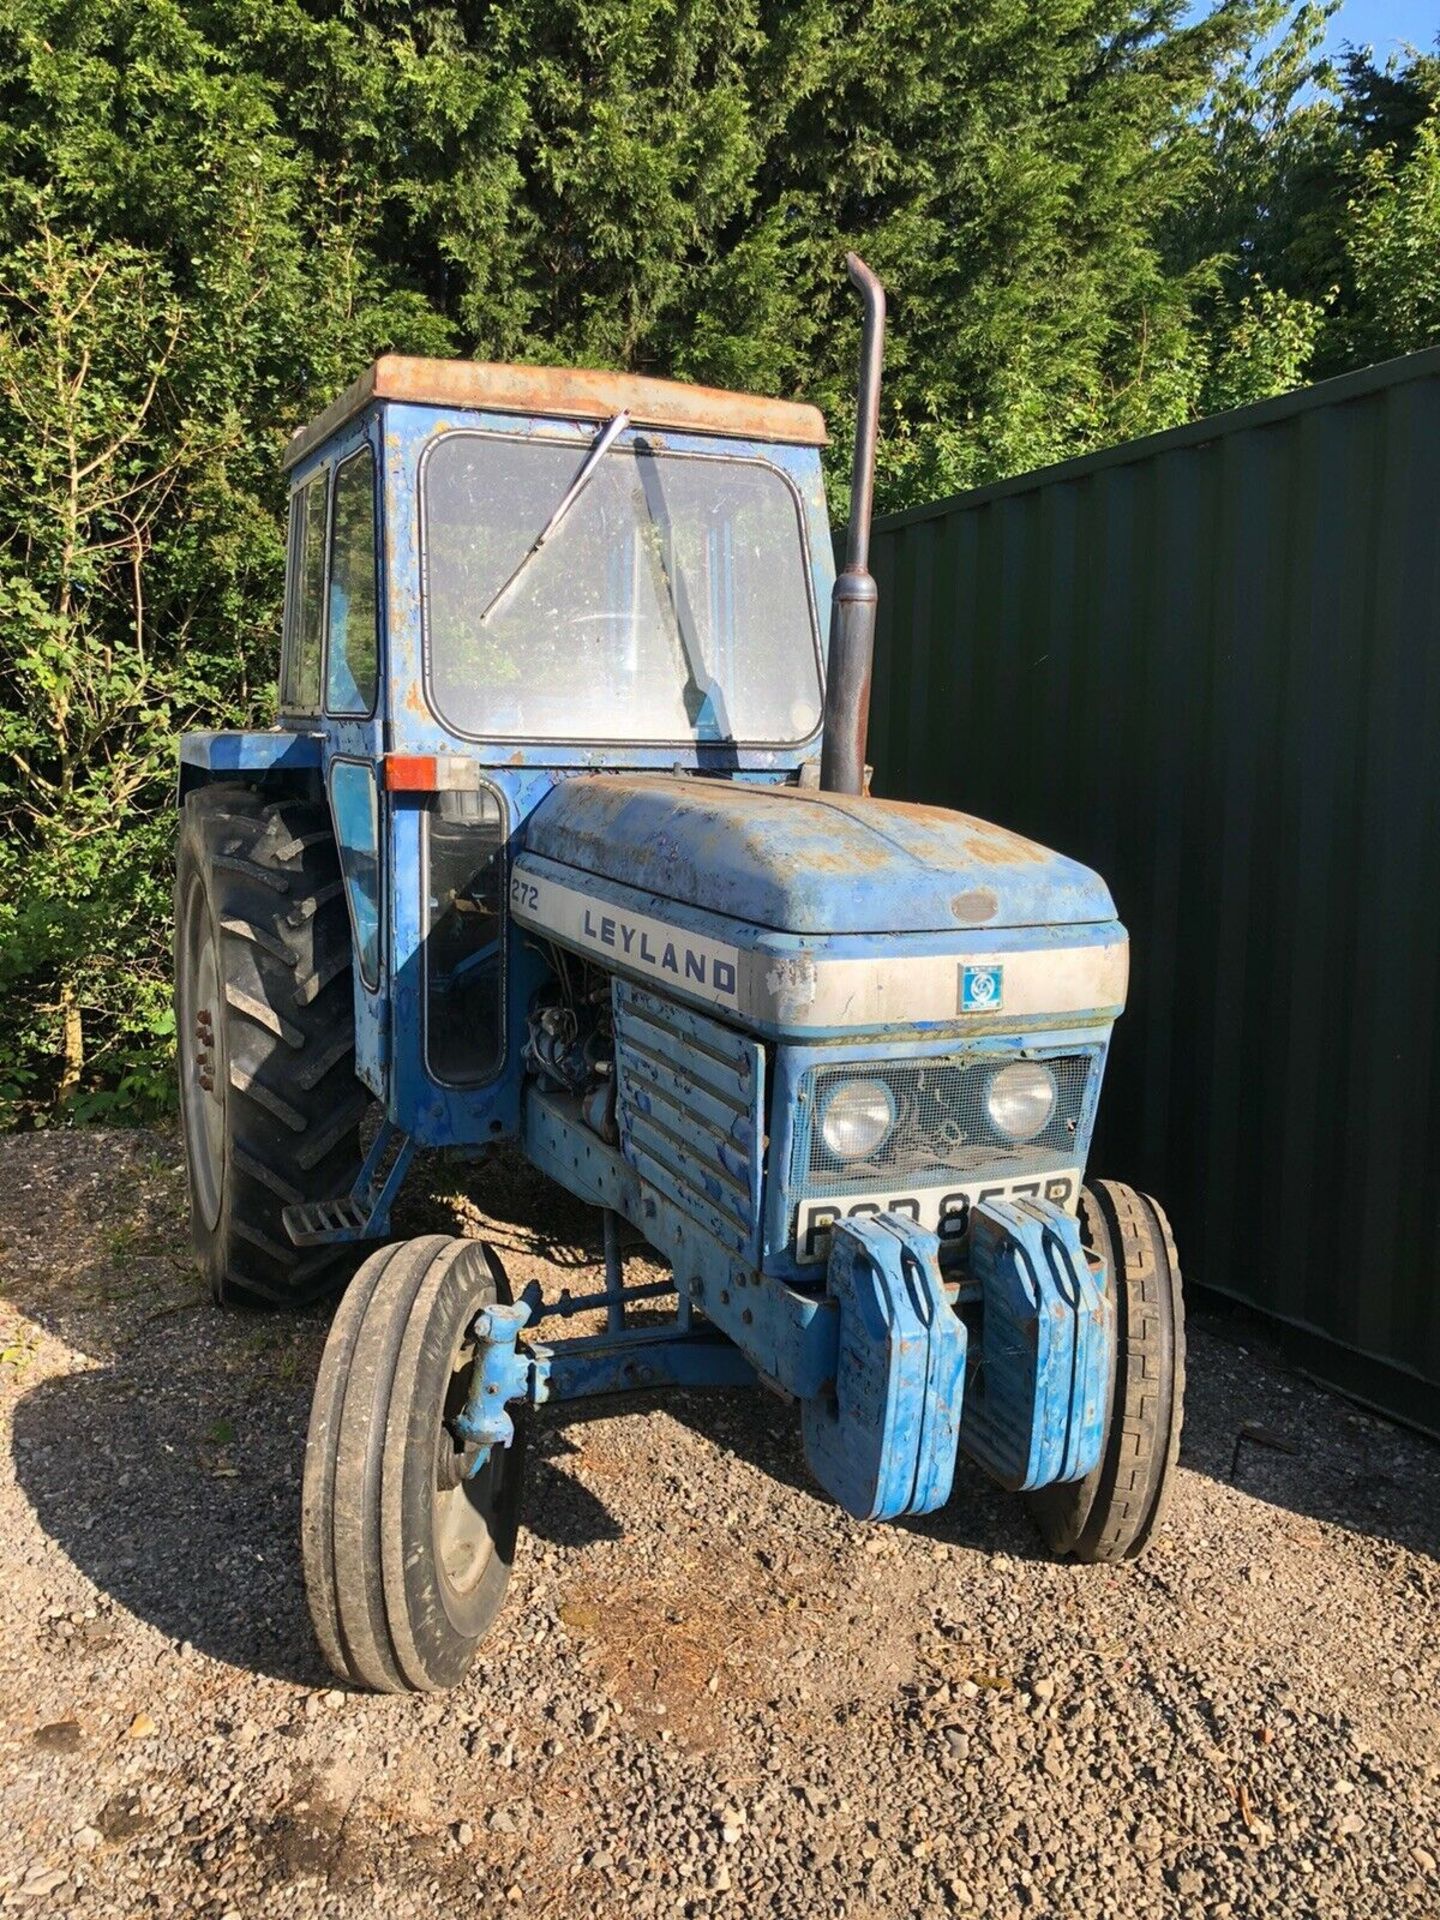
{"left": 175, "top": 260, "right": 1184, "bottom": 1694}
{"left": 184, "top": 356, "right": 842, "bottom": 1125}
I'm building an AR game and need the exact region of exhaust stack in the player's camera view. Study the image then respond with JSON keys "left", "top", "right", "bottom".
{"left": 819, "top": 252, "right": 887, "bottom": 796}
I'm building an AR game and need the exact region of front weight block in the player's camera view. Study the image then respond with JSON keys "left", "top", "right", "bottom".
{"left": 802, "top": 1211, "right": 967, "bottom": 1522}
{"left": 959, "top": 1196, "right": 1112, "bottom": 1492}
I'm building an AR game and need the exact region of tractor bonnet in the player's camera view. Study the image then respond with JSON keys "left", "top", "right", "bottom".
{"left": 518, "top": 774, "right": 1116, "bottom": 938}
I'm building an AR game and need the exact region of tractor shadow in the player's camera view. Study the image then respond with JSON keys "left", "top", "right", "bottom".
{"left": 582, "top": 1383, "right": 1047, "bottom": 1561}
{"left": 10, "top": 1371, "right": 631, "bottom": 1691}
{"left": 654, "top": 1313, "right": 1440, "bottom": 1565}
{"left": 8, "top": 1314, "right": 628, "bottom": 1691}
{"left": 1, "top": 1134, "right": 628, "bottom": 1686}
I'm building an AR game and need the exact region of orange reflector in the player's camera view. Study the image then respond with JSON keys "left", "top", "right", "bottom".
{"left": 383, "top": 754, "right": 438, "bottom": 792}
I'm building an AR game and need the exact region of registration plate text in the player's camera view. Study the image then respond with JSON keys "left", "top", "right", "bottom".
{"left": 795, "top": 1168, "right": 1082, "bottom": 1265}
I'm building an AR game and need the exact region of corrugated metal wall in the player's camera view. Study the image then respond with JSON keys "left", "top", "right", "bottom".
{"left": 867, "top": 348, "right": 1440, "bottom": 1431}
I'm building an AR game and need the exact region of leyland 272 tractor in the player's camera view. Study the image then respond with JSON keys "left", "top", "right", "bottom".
{"left": 175, "top": 259, "right": 1184, "bottom": 1693}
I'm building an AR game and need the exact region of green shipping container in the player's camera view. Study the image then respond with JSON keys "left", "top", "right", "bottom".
{"left": 867, "top": 347, "right": 1440, "bottom": 1433}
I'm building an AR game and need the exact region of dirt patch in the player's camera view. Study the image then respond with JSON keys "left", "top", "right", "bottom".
{"left": 560, "top": 1575, "right": 755, "bottom": 1746}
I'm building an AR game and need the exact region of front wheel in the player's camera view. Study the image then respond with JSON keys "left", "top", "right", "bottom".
{"left": 1028, "top": 1180, "right": 1186, "bottom": 1563}
{"left": 301, "top": 1235, "right": 527, "bottom": 1692}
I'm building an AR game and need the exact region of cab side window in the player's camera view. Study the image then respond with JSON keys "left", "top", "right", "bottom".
{"left": 326, "top": 447, "right": 379, "bottom": 715}
{"left": 281, "top": 475, "right": 328, "bottom": 713}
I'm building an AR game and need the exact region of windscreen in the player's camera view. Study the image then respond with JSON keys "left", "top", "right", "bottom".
{"left": 422, "top": 432, "right": 824, "bottom": 744}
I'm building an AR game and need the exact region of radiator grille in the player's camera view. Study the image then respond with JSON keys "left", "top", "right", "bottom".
{"left": 795, "top": 1052, "right": 1095, "bottom": 1199}
{"left": 613, "top": 981, "right": 763, "bottom": 1260}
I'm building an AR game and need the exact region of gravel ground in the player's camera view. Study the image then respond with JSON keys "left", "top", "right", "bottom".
{"left": 0, "top": 1124, "right": 1436, "bottom": 1920}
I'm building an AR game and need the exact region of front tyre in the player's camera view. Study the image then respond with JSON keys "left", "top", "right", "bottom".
{"left": 1028, "top": 1180, "right": 1186, "bottom": 1563}
{"left": 174, "top": 785, "right": 366, "bottom": 1307}
{"left": 301, "top": 1236, "right": 527, "bottom": 1693}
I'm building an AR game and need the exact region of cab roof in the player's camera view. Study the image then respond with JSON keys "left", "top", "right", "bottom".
{"left": 281, "top": 354, "right": 829, "bottom": 471}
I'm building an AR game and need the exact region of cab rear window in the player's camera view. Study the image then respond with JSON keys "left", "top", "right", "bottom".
{"left": 281, "top": 475, "right": 328, "bottom": 713}
{"left": 326, "top": 448, "right": 379, "bottom": 715}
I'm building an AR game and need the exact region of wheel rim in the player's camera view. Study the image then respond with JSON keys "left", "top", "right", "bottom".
{"left": 432, "top": 1327, "right": 510, "bottom": 1604}
{"left": 178, "top": 875, "right": 225, "bottom": 1231}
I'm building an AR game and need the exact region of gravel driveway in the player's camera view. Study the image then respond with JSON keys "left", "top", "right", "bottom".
{"left": 0, "top": 1125, "right": 1436, "bottom": 1919}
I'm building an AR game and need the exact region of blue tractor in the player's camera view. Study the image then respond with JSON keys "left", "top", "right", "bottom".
{"left": 175, "top": 260, "right": 1184, "bottom": 1692}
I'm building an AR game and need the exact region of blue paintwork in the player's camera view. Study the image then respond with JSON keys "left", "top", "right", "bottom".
{"left": 178, "top": 728, "right": 322, "bottom": 791}
{"left": 531, "top": 1323, "right": 758, "bottom": 1400}
{"left": 521, "top": 774, "right": 1116, "bottom": 935}
{"left": 801, "top": 1212, "right": 967, "bottom": 1520}
{"left": 524, "top": 1084, "right": 842, "bottom": 1401}
{"left": 612, "top": 982, "right": 764, "bottom": 1263}
{"left": 455, "top": 1302, "right": 546, "bottom": 1468}
{"left": 177, "top": 380, "right": 1132, "bottom": 1517}
{"left": 958, "top": 1197, "right": 1112, "bottom": 1490}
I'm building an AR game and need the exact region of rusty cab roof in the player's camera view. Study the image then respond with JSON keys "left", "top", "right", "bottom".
{"left": 281, "top": 356, "right": 829, "bottom": 472}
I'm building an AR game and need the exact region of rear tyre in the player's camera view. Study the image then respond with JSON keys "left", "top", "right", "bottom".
{"left": 174, "top": 784, "right": 366, "bottom": 1307}
{"left": 301, "top": 1235, "right": 527, "bottom": 1693}
{"left": 1028, "top": 1180, "right": 1185, "bottom": 1563}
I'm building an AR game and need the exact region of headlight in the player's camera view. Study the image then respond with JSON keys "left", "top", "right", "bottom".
{"left": 985, "top": 1061, "right": 1057, "bottom": 1142}
{"left": 819, "top": 1077, "right": 896, "bottom": 1162}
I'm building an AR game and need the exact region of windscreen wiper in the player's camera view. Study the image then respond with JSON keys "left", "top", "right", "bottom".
{"left": 633, "top": 449, "right": 726, "bottom": 736}
{"left": 477, "top": 409, "right": 630, "bottom": 627}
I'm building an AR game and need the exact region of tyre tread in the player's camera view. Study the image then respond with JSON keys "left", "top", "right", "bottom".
{"left": 303, "top": 1237, "right": 523, "bottom": 1693}
{"left": 1027, "top": 1179, "right": 1185, "bottom": 1564}
{"left": 302, "top": 1242, "right": 407, "bottom": 1682}
{"left": 329, "top": 1238, "right": 453, "bottom": 1691}
{"left": 175, "top": 786, "right": 363, "bottom": 1308}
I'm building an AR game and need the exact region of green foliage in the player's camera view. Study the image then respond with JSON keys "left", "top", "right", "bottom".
{"left": 0, "top": 0, "right": 1437, "bottom": 1122}
{"left": 0, "top": 1, "right": 453, "bottom": 1122}
{"left": 1200, "top": 277, "right": 1330, "bottom": 415}
{"left": 1345, "top": 102, "right": 1440, "bottom": 358}
{"left": 1174, "top": 14, "right": 1440, "bottom": 381}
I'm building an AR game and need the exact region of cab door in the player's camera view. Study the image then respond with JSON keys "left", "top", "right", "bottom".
{"left": 319, "top": 434, "right": 388, "bottom": 1096}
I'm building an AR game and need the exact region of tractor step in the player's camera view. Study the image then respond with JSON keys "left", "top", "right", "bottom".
{"left": 283, "top": 1121, "right": 414, "bottom": 1247}
{"left": 284, "top": 1196, "right": 376, "bottom": 1244}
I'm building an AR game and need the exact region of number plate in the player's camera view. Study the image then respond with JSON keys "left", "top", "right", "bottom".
{"left": 794, "top": 1168, "right": 1082, "bottom": 1265}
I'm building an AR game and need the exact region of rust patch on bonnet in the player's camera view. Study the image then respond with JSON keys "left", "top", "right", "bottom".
{"left": 877, "top": 797, "right": 1050, "bottom": 865}
{"left": 965, "top": 835, "right": 1030, "bottom": 867}
{"left": 797, "top": 840, "right": 893, "bottom": 875}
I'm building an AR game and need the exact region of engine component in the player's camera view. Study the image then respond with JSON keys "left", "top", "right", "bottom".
{"left": 523, "top": 951, "right": 618, "bottom": 1146}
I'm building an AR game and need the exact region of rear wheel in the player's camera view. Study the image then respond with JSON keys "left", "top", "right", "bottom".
{"left": 301, "top": 1235, "right": 527, "bottom": 1692}
{"left": 1028, "top": 1179, "right": 1185, "bottom": 1563}
{"left": 174, "top": 784, "right": 366, "bottom": 1307}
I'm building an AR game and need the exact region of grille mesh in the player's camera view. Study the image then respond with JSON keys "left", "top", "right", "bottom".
{"left": 613, "top": 980, "right": 762, "bottom": 1260}
{"left": 797, "top": 1053, "right": 1092, "bottom": 1197}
